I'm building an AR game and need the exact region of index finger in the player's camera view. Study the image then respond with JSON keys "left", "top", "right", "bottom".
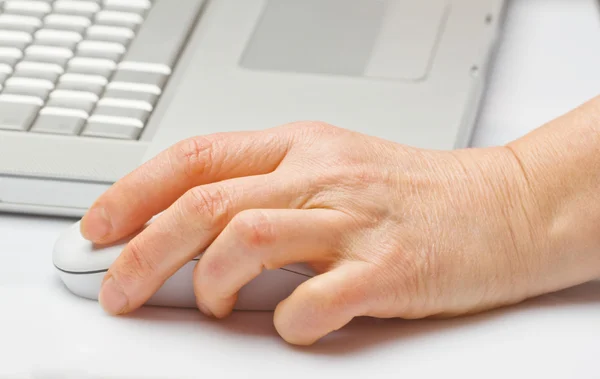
{"left": 80, "top": 130, "right": 292, "bottom": 244}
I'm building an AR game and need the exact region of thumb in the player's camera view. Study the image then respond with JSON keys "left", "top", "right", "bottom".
{"left": 273, "top": 261, "right": 380, "bottom": 346}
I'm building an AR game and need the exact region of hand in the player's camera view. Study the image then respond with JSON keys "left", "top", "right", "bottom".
{"left": 80, "top": 119, "right": 599, "bottom": 346}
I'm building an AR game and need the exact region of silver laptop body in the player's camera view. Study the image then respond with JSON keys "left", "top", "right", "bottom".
{"left": 0, "top": 0, "right": 507, "bottom": 217}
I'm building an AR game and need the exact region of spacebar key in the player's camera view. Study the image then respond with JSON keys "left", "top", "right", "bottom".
{"left": 119, "top": 0, "right": 205, "bottom": 74}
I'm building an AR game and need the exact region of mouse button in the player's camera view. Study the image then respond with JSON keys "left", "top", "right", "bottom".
{"left": 281, "top": 263, "right": 316, "bottom": 277}
{"left": 52, "top": 222, "right": 93, "bottom": 272}
{"left": 52, "top": 221, "right": 122, "bottom": 273}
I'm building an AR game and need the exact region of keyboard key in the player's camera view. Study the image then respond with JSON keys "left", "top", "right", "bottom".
{"left": 4, "top": 77, "right": 55, "bottom": 89}
{"left": 103, "top": 0, "right": 152, "bottom": 16}
{"left": 0, "top": 64, "right": 13, "bottom": 85}
{"left": 13, "top": 61, "right": 65, "bottom": 82}
{"left": 111, "top": 69, "right": 166, "bottom": 89}
{"left": 82, "top": 116, "right": 143, "bottom": 139}
{"left": 34, "top": 28, "right": 83, "bottom": 49}
{"left": 43, "top": 14, "right": 91, "bottom": 34}
{"left": 85, "top": 25, "right": 135, "bottom": 46}
{"left": 3, "top": 77, "right": 55, "bottom": 100}
{"left": 0, "top": 64, "right": 13, "bottom": 74}
{"left": 53, "top": 1, "right": 101, "bottom": 18}
{"left": 0, "top": 46, "right": 23, "bottom": 66}
{"left": 103, "top": 0, "right": 152, "bottom": 9}
{"left": 0, "top": 14, "right": 43, "bottom": 33}
{"left": 94, "top": 11, "right": 143, "bottom": 30}
{"left": 75, "top": 40, "right": 126, "bottom": 61}
{"left": 98, "top": 97, "right": 153, "bottom": 110}
{"left": 56, "top": 73, "right": 107, "bottom": 95}
{"left": 49, "top": 88, "right": 99, "bottom": 104}
{"left": 0, "top": 30, "right": 34, "bottom": 50}
{"left": 3, "top": 86, "right": 52, "bottom": 100}
{"left": 30, "top": 108, "right": 88, "bottom": 135}
{"left": 66, "top": 57, "right": 116, "bottom": 78}
{"left": 106, "top": 80, "right": 160, "bottom": 95}
{"left": 47, "top": 90, "right": 98, "bottom": 113}
{"left": 102, "top": 87, "right": 158, "bottom": 106}
{"left": 3, "top": 1, "right": 53, "bottom": 18}
{"left": 92, "top": 102, "right": 150, "bottom": 123}
{"left": 0, "top": 95, "right": 43, "bottom": 131}
{"left": 119, "top": 0, "right": 204, "bottom": 75}
{"left": 25, "top": 45, "right": 74, "bottom": 66}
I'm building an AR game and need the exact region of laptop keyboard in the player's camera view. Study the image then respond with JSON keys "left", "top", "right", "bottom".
{"left": 0, "top": 0, "right": 201, "bottom": 140}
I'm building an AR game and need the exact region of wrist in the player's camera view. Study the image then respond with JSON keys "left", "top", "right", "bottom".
{"left": 505, "top": 95, "right": 600, "bottom": 294}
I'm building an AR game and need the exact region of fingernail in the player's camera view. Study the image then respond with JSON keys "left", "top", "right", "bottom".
{"left": 196, "top": 301, "right": 214, "bottom": 318}
{"left": 82, "top": 207, "right": 112, "bottom": 241}
{"left": 98, "top": 276, "right": 128, "bottom": 315}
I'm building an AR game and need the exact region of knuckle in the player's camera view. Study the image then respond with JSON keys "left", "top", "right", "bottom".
{"left": 231, "top": 210, "right": 277, "bottom": 253}
{"left": 302, "top": 278, "right": 337, "bottom": 307}
{"left": 185, "top": 185, "right": 230, "bottom": 223}
{"left": 199, "top": 256, "right": 226, "bottom": 281}
{"left": 301, "top": 121, "right": 332, "bottom": 132}
{"left": 308, "top": 121, "right": 339, "bottom": 132}
{"left": 284, "top": 121, "right": 341, "bottom": 136}
{"left": 172, "top": 135, "right": 224, "bottom": 180}
{"left": 117, "top": 238, "right": 159, "bottom": 283}
{"left": 298, "top": 279, "right": 329, "bottom": 306}
{"left": 194, "top": 255, "right": 226, "bottom": 293}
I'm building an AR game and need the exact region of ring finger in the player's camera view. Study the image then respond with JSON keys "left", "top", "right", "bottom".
{"left": 194, "top": 208, "right": 349, "bottom": 318}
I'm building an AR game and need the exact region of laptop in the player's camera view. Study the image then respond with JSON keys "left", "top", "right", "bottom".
{"left": 0, "top": 0, "right": 507, "bottom": 217}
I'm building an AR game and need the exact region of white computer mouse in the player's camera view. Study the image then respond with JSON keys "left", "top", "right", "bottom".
{"left": 53, "top": 221, "right": 315, "bottom": 311}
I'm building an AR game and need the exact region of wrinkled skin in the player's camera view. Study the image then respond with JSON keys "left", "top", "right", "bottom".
{"left": 81, "top": 97, "right": 600, "bottom": 346}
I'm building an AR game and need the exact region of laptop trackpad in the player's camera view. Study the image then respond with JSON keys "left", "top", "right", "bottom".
{"left": 240, "top": 0, "right": 449, "bottom": 81}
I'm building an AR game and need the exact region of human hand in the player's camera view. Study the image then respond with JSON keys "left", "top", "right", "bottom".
{"left": 80, "top": 116, "right": 600, "bottom": 345}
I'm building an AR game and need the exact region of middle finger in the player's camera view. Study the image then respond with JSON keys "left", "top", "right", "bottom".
{"left": 99, "top": 171, "right": 305, "bottom": 314}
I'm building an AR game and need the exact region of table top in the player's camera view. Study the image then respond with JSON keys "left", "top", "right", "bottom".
{"left": 2, "top": 1, "right": 600, "bottom": 378}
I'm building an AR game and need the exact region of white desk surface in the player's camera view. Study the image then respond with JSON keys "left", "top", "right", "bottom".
{"left": 2, "top": 1, "right": 600, "bottom": 378}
